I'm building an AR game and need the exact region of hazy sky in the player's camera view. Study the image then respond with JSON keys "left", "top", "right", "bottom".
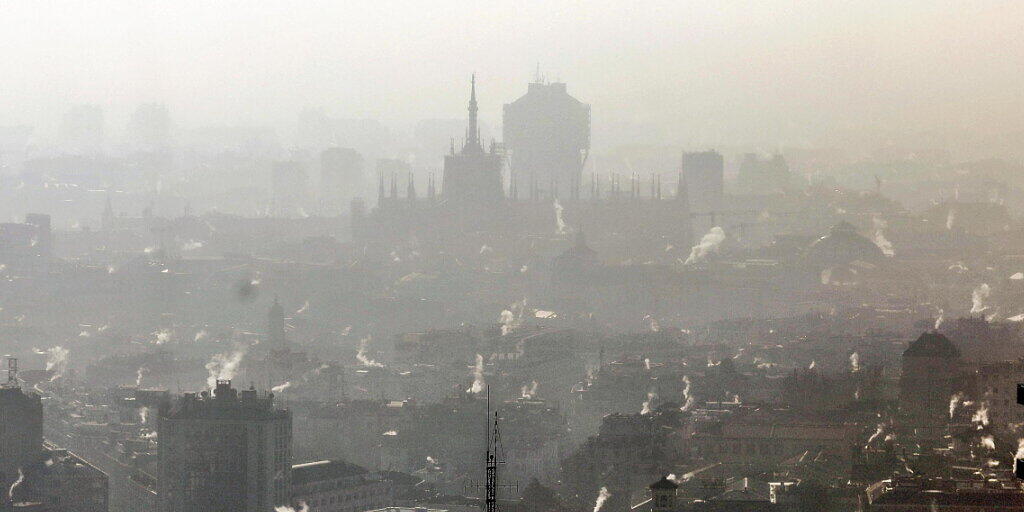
{"left": 2, "top": 1, "right": 1021, "bottom": 150}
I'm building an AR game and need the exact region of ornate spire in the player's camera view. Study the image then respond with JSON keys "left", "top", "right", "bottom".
{"left": 466, "top": 74, "right": 480, "bottom": 149}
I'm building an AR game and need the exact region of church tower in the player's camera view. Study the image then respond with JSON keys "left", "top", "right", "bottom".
{"left": 441, "top": 75, "right": 505, "bottom": 211}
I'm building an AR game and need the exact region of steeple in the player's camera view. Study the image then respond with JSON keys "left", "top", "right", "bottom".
{"left": 466, "top": 74, "right": 480, "bottom": 150}
{"left": 268, "top": 296, "right": 287, "bottom": 351}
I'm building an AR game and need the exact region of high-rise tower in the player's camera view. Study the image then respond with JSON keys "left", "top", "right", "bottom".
{"left": 503, "top": 80, "right": 590, "bottom": 199}
{"left": 157, "top": 380, "right": 292, "bottom": 512}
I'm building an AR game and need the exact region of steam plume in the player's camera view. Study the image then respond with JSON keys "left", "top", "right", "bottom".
{"left": 205, "top": 347, "right": 248, "bottom": 389}
{"left": 8, "top": 467, "right": 23, "bottom": 500}
{"left": 520, "top": 380, "right": 538, "bottom": 399}
{"left": 468, "top": 354, "right": 485, "bottom": 394}
{"left": 949, "top": 392, "right": 964, "bottom": 419}
{"left": 981, "top": 435, "right": 996, "bottom": 450}
{"left": 46, "top": 346, "right": 69, "bottom": 381}
{"left": 680, "top": 375, "right": 694, "bottom": 411}
{"left": 849, "top": 352, "right": 860, "bottom": 373}
{"left": 971, "top": 283, "right": 990, "bottom": 314}
{"left": 872, "top": 217, "right": 894, "bottom": 257}
{"left": 640, "top": 391, "right": 657, "bottom": 415}
{"left": 684, "top": 227, "right": 725, "bottom": 264}
{"left": 274, "top": 502, "right": 309, "bottom": 512}
{"left": 593, "top": 487, "right": 611, "bottom": 512}
{"left": 272, "top": 381, "right": 292, "bottom": 393}
{"left": 356, "top": 336, "right": 384, "bottom": 367}
{"left": 554, "top": 198, "right": 567, "bottom": 234}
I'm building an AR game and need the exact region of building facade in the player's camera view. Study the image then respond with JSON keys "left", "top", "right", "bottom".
{"left": 503, "top": 81, "right": 590, "bottom": 199}
{"left": 157, "top": 380, "right": 292, "bottom": 512}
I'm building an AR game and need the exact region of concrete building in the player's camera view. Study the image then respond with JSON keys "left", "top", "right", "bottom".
{"left": 288, "top": 460, "right": 394, "bottom": 512}
{"left": 974, "top": 359, "right": 1024, "bottom": 426}
{"left": 898, "top": 331, "right": 962, "bottom": 426}
{"left": 157, "top": 380, "right": 292, "bottom": 512}
{"left": 503, "top": 80, "right": 590, "bottom": 199}
{"left": 0, "top": 377, "right": 43, "bottom": 497}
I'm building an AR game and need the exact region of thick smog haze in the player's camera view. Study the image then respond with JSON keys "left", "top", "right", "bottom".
{"left": 7, "top": 3, "right": 1024, "bottom": 512}
{"left": 2, "top": 1, "right": 1021, "bottom": 154}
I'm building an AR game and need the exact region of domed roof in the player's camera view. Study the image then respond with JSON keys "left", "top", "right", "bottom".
{"left": 650, "top": 475, "right": 679, "bottom": 490}
{"left": 903, "top": 331, "right": 960, "bottom": 358}
{"left": 805, "top": 221, "right": 884, "bottom": 267}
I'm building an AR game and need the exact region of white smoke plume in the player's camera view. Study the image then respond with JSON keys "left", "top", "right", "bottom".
{"left": 499, "top": 309, "right": 515, "bottom": 336}
{"left": 949, "top": 392, "right": 964, "bottom": 419}
{"left": 194, "top": 329, "right": 209, "bottom": 343}
{"left": 46, "top": 346, "right": 69, "bottom": 381}
{"left": 295, "top": 300, "right": 309, "bottom": 315}
{"left": 849, "top": 352, "right": 860, "bottom": 373}
{"left": 152, "top": 328, "right": 171, "bottom": 345}
{"left": 8, "top": 467, "right": 24, "bottom": 500}
{"left": 136, "top": 367, "right": 147, "bottom": 387}
{"left": 872, "top": 217, "right": 894, "bottom": 257}
{"left": 946, "top": 208, "right": 956, "bottom": 230}
{"left": 644, "top": 358, "right": 651, "bottom": 370}
{"left": 205, "top": 347, "right": 248, "bottom": 389}
{"left": 593, "top": 487, "right": 611, "bottom": 512}
{"left": 181, "top": 240, "right": 204, "bottom": 251}
{"left": 680, "top": 375, "right": 695, "bottom": 411}
{"left": 971, "top": 283, "right": 990, "bottom": 314}
{"left": 139, "top": 407, "right": 149, "bottom": 424}
{"left": 272, "top": 381, "right": 292, "bottom": 393}
{"left": 521, "top": 380, "right": 538, "bottom": 399}
{"left": 1012, "top": 272, "right": 1024, "bottom": 280}
{"left": 684, "top": 227, "right": 725, "bottom": 265}
{"left": 934, "top": 309, "right": 944, "bottom": 330}
{"left": 808, "top": 360, "right": 816, "bottom": 369}
{"left": 468, "top": 354, "right": 485, "bottom": 394}
{"left": 981, "top": 435, "right": 996, "bottom": 451}
{"left": 274, "top": 502, "right": 309, "bottom": 512}
{"left": 554, "top": 198, "right": 567, "bottom": 234}
{"left": 640, "top": 391, "right": 657, "bottom": 415}
{"left": 356, "top": 336, "right": 384, "bottom": 367}
{"left": 866, "top": 423, "right": 885, "bottom": 447}
{"left": 972, "top": 403, "right": 990, "bottom": 429}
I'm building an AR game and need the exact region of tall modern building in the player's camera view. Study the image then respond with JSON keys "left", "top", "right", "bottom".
{"left": 0, "top": 365, "right": 43, "bottom": 498}
{"left": 503, "top": 80, "right": 590, "bottom": 199}
{"left": 441, "top": 76, "right": 504, "bottom": 208}
{"left": 680, "top": 150, "right": 723, "bottom": 211}
{"left": 157, "top": 380, "right": 292, "bottom": 512}
{"left": 129, "top": 102, "right": 172, "bottom": 149}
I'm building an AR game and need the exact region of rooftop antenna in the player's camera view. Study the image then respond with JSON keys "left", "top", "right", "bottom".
{"left": 467, "top": 387, "right": 518, "bottom": 511}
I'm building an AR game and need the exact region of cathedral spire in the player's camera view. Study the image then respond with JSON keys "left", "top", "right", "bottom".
{"left": 466, "top": 74, "right": 480, "bottom": 149}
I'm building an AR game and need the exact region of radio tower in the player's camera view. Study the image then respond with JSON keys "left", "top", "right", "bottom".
{"left": 471, "top": 387, "right": 518, "bottom": 512}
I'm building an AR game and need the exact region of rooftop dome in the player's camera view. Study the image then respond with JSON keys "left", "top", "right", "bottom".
{"left": 805, "top": 221, "right": 884, "bottom": 268}
{"left": 903, "top": 331, "right": 960, "bottom": 359}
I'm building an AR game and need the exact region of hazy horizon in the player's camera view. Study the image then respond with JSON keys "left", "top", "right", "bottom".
{"left": 2, "top": 1, "right": 1022, "bottom": 157}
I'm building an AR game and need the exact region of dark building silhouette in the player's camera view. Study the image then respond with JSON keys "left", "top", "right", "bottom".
{"left": 157, "top": 380, "right": 292, "bottom": 512}
{"left": 503, "top": 80, "right": 590, "bottom": 198}
{"left": 442, "top": 75, "right": 504, "bottom": 209}
{"left": 736, "top": 153, "right": 793, "bottom": 194}
{"left": 899, "top": 331, "right": 962, "bottom": 426}
{"left": 0, "top": 376, "right": 43, "bottom": 500}
{"left": 681, "top": 150, "right": 724, "bottom": 211}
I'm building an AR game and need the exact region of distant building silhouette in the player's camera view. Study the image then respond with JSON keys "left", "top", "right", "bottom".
{"left": 503, "top": 80, "right": 590, "bottom": 199}
{"left": 320, "top": 147, "right": 364, "bottom": 214}
{"left": 0, "top": 378, "right": 43, "bottom": 499}
{"left": 442, "top": 75, "right": 504, "bottom": 209}
{"left": 681, "top": 150, "right": 723, "bottom": 211}
{"left": 272, "top": 161, "right": 311, "bottom": 217}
